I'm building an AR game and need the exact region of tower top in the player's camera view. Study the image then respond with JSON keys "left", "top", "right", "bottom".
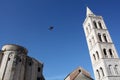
{"left": 1, "top": 44, "right": 28, "bottom": 54}
{"left": 86, "top": 7, "right": 94, "bottom": 16}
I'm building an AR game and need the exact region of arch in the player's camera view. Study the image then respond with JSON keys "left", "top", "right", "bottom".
{"left": 96, "top": 69, "right": 100, "bottom": 79}
{"left": 103, "top": 48, "right": 107, "bottom": 58}
{"left": 100, "top": 67, "right": 104, "bottom": 77}
{"left": 98, "top": 21, "right": 103, "bottom": 29}
{"left": 98, "top": 33, "right": 102, "bottom": 42}
{"left": 109, "top": 49, "right": 113, "bottom": 58}
{"left": 96, "top": 51, "right": 99, "bottom": 59}
{"left": 93, "top": 21, "right": 97, "bottom": 28}
{"left": 114, "top": 65, "right": 119, "bottom": 74}
{"left": 88, "top": 23, "right": 91, "bottom": 31}
{"left": 92, "top": 37, "right": 95, "bottom": 45}
{"left": 108, "top": 65, "right": 112, "bottom": 75}
{"left": 8, "top": 57, "right": 11, "bottom": 61}
{"left": 86, "top": 27, "right": 89, "bottom": 36}
{"left": 93, "top": 54, "right": 96, "bottom": 61}
{"left": 103, "top": 34, "right": 108, "bottom": 42}
{"left": 89, "top": 39, "right": 92, "bottom": 47}
{"left": 38, "top": 67, "right": 41, "bottom": 72}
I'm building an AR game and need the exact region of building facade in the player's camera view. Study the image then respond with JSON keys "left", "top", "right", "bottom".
{"left": 0, "top": 44, "right": 45, "bottom": 80}
{"left": 64, "top": 67, "right": 93, "bottom": 80}
{"left": 83, "top": 7, "right": 120, "bottom": 80}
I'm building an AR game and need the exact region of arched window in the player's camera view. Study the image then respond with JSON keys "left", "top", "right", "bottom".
{"left": 89, "top": 39, "right": 92, "bottom": 47}
{"left": 88, "top": 23, "right": 91, "bottom": 30}
{"left": 8, "top": 57, "right": 11, "bottom": 61}
{"left": 38, "top": 67, "right": 41, "bottom": 72}
{"left": 108, "top": 65, "right": 112, "bottom": 75}
{"left": 98, "top": 33, "right": 102, "bottom": 42}
{"left": 96, "top": 51, "right": 99, "bottom": 59}
{"left": 98, "top": 21, "right": 103, "bottom": 29}
{"left": 96, "top": 70, "right": 100, "bottom": 79}
{"left": 114, "top": 65, "right": 119, "bottom": 74}
{"left": 86, "top": 27, "right": 89, "bottom": 36}
{"left": 100, "top": 67, "right": 104, "bottom": 77}
{"left": 103, "top": 34, "right": 108, "bottom": 42}
{"left": 109, "top": 49, "right": 113, "bottom": 58}
{"left": 103, "top": 49, "right": 107, "bottom": 58}
{"left": 93, "top": 54, "right": 96, "bottom": 61}
{"left": 93, "top": 21, "right": 97, "bottom": 28}
{"left": 92, "top": 37, "right": 95, "bottom": 45}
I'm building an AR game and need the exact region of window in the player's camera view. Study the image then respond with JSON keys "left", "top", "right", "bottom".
{"left": 8, "top": 57, "right": 10, "bottom": 61}
{"left": 19, "top": 59, "right": 21, "bottom": 62}
{"left": 96, "top": 51, "right": 99, "bottom": 59}
{"left": 38, "top": 67, "right": 41, "bottom": 72}
{"left": 96, "top": 70, "right": 100, "bottom": 79}
{"left": 109, "top": 49, "right": 113, "bottom": 58}
{"left": 37, "top": 77, "right": 40, "bottom": 80}
{"left": 103, "top": 49, "right": 107, "bottom": 58}
{"left": 103, "top": 34, "right": 108, "bottom": 42}
{"left": 93, "top": 54, "right": 96, "bottom": 61}
{"left": 88, "top": 23, "right": 91, "bottom": 31}
{"left": 79, "top": 69, "right": 81, "bottom": 73}
{"left": 100, "top": 67, "right": 104, "bottom": 77}
{"left": 89, "top": 39, "right": 92, "bottom": 47}
{"left": 114, "top": 65, "right": 119, "bottom": 74}
{"left": 92, "top": 37, "right": 95, "bottom": 45}
{"left": 108, "top": 65, "right": 112, "bottom": 75}
{"left": 37, "top": 77, "right": 43, "bottom": 80}
{"left": 93, "top": 21, "right": 97, "bottom": 28}
{"left": 28, "top": 62, "right": 32, "bottom": 66}
{"left": 86, "top": 27, "right": 89, "bottom": 35}
{"left": 98, "top": 33, "right": 102, "bottom": 42}
{"left": 98, "top": 21, "right": 102, "bottom": 29}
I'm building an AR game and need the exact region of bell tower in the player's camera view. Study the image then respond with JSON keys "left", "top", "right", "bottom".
{"left": 83, "top": 7, "right": 120, "bottom": 80}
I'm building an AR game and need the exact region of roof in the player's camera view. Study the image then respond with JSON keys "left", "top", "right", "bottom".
{"left": 86, "top": 7, "right": 95, "bottom": 16}
{"left": 64, "top": 67, "right": 93, "bottom": 80}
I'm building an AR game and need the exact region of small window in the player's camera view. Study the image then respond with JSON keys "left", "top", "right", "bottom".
{"left": 103, "top": 49, "right": 107, "bottom": 58}
{"left": 92, "top": 37, "right": 95, "bottom": 45}
{"left": 98, "top": 21, "right": 102, "bottom": 29}
{"left": 114, "top": 65, "right": 119, "bottom": 74}
{"left": 109, "top": 49, "right": 113, "bottom": 58}
{"left": 37, "top": 77, "right": 40, "bottom": 80}
{"left": 79, "top": 69, "right": 81, "bottom": 73}
{"left": 88, "top": 23, "right": 91, "bottom": 31}
{"left": 29, "top": 62, "right": 32, "bottom": 66}
{"left": 89, "top": 39, "right": 92, "bottom": 47}
{"left": 103, "top": 34, "right": 108, "bottom": 42}
{"left": 38, "top": 67, "right": 41, "bottom": 72}
{"left": 8, "top": 57, "right": 10, "bottom": 61}
{"left": 19, "top": 59, "right": 21, "bottom": 62}
{"left": 93, "top": 54, "right": 96, "bottom": 61}
{"left": 96, "top": 51, "right": 99, "bottom": 59}
{"left": 98, "top": 33, "right": 102, "bottom": 42}
{"left": 108, "top": 65, "right": 112, "bottom": 75}
{"left": 100, "top": 67, "right": 104, "bottom": 76}
{"left": 96, "top": 70, "right": 100, "bottom": 79}
{"left": 93, "top": 21, "right": 97, "bottom": 28}
{"left": 86, "top": 27, "right": 89, "bottom": 35}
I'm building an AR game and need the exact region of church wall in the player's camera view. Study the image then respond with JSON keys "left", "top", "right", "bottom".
{"left": 0, "top": 44, "right": 45, "bottom": 80}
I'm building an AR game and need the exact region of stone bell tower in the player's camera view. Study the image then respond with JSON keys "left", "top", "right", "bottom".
{"left": 83, "top": 7, "right": 120, "bottom": 80}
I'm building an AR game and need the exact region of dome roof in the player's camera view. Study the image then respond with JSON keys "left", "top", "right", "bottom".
{"left": 2, "top": 44, "right": 28, "bottom": 54}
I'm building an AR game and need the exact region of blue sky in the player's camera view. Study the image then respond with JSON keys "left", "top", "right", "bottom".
{"left": 0, "top": 0, "right": 120, "bottom": 80}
